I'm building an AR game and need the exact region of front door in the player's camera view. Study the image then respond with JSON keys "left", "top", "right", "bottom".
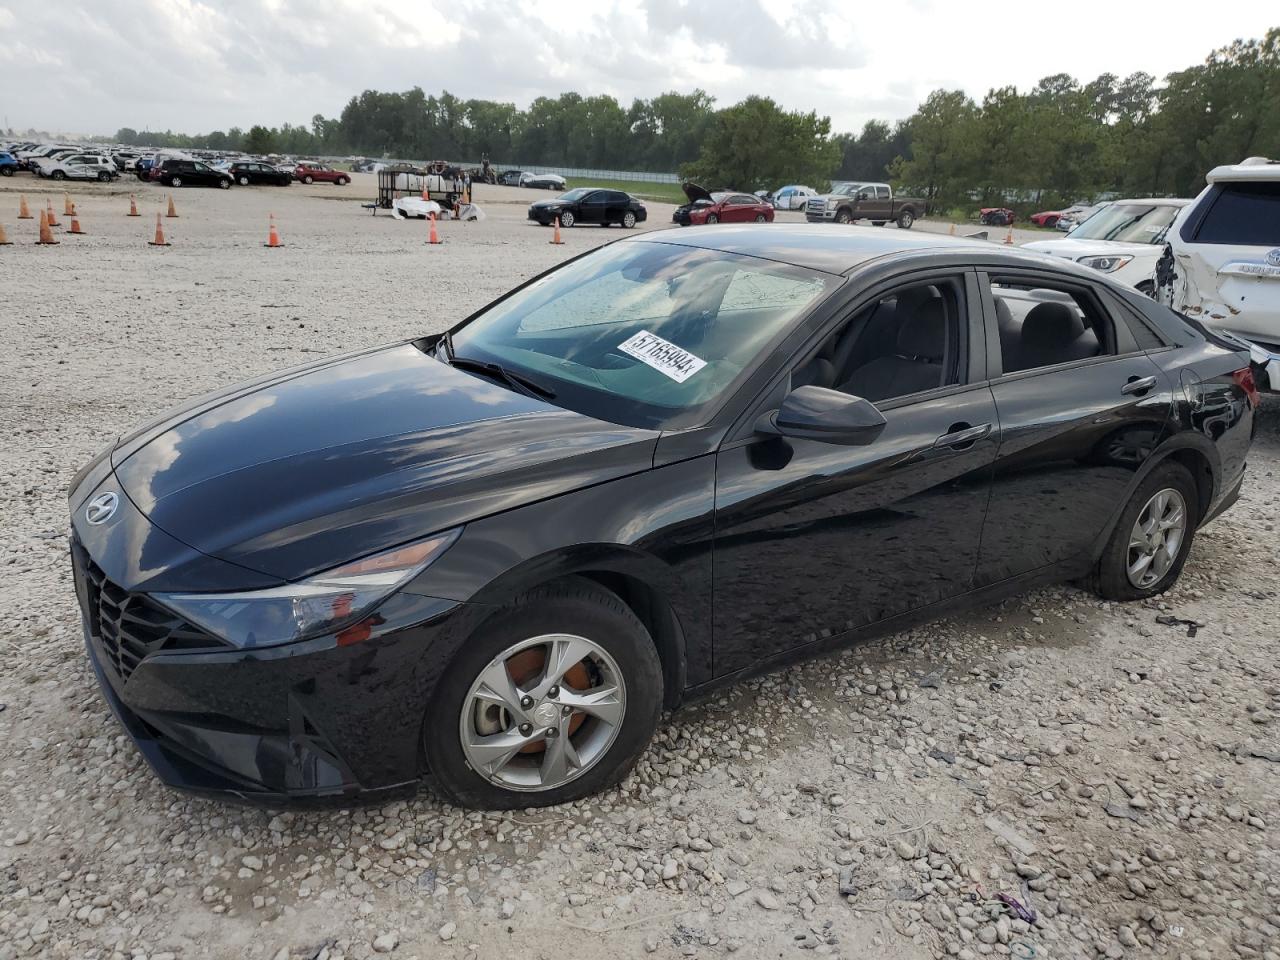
{"left": 712, "top": 272, "right": 997, "bottom": 674}
{"left": 974, "top": 271, "right": 1173, "bottom": 585}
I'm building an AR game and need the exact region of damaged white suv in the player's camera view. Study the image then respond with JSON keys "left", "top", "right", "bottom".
{"left": 1157, "top": 157, "right": 1280, "bottom": 391}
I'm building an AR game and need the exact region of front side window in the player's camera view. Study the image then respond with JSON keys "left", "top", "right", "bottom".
{"left": 991, "top": 280, "right": 1115, "bottom": 374}
{"left": 792, "top": 280, "right": 964, "bottom": 404}
{"left": 1067, "top": 203, "right": 1180, "bottom": 244}
{"left": 451, "top": 241, "right": 837, "bottom": 429}
{"left": 1193, "top": 182, "right": 1280, "bottom": 246}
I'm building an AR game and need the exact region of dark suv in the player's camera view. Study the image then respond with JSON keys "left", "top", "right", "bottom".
{"left": 156, "top": 159, "right": 232, "bottom": 190}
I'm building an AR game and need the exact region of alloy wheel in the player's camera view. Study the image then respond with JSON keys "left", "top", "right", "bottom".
{"left": 1127, "top": 488, "right": 1187, "bottom": 588}
{"left": 459, "top": 633, "right": 626, "bottom": 792}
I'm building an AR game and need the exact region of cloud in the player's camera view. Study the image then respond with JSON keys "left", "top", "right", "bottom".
{"left": 1, "top": 0, "right": 1277, "bottom": 142}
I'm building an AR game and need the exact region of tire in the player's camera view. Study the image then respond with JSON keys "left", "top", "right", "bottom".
{"left": 754, "top": 214, "right": 767, "bottom": 223}
{"left": 559, "top": 210, "right": 575, "bottom": 228}
{"left": 1045, "top": 216, "right": 1059, "bottom": 228}
{"left": 423, "top": 578, "right": 663, "bottom": 809}
{"left": 51, "top": 170, "right": 65, "bottom": 181}
{"left": 706, "top": 213, "right": 719, "bottom": 225}
{"left": 238, "top": 175, "right": 250, "bottom": 186}
{"left": 97, "top": 171, "right": 110, "bottom": 182}
{"left": 170, "top": 176, "right": 183, "bottom": 188}
{"left": 1088, "top": 462, "right": 1198, "bottom": 602}
{"left": 218, "top": 178, "right": 231, "bottom": 189}
{"left": 336, "top": 176, "right": 348, "bottom": 185}
{"left": 0, "top": 167, "right": 11, "bottom": 177}
{"left": 622, "top": 211, "right": 637, "bottom": 229}
{"left": 834, "top": 209, "right": 852, "bottom": 224}
{"left": 897, "top": 209, "right": 915, "bottom": 229}
{"left": 303, "top": 175, "right": 314, "bottom": 184}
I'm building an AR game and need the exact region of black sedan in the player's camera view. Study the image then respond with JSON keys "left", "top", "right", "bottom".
{"left": 229, "top": 161, "right": 293, "bottom": 186}
{"left": 528, "top": 188, "right": 647, "bottom": 228}
{"left": 69, "top": 225, "right": 1256, "bottom": 809}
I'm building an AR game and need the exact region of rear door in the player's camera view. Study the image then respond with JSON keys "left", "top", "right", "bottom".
{"left": 975, "top": 270, "right": 1173, "bottom": 585}
{"left": 1167, "top": 180, "right": 1280, "bottom": 346}
{"left": 869, "top": 185, "right": 894, "bottom": 221}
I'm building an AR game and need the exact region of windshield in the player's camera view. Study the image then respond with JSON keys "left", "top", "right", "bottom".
{"left": 1067, "top": 203, "right": 1180, "bottom": 243}
{"left": 832, "top": 183, "right": 864, "bottom": 197}
{"left": 450, "top": 241, "right": 837, "bottom": 429}
{"left": 557, "top": 188, "right": 591, "bottom": 202}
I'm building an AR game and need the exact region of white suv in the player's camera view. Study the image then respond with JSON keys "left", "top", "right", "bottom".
{"left": 41, "top": 153, "right": 118, "bottom": 182}
{"left": 1158, "top": 157, "right": 1280, "bottom": 391}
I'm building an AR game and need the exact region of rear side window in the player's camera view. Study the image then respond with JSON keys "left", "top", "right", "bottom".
{"left": 1192, "top": 182, "right": 1280, "bottom": 245}
{"left": 991, "top": 279, "right": 1115, "bottom": 375}
{"left": 875, "top": 186, "right": 890, "bottom": 199}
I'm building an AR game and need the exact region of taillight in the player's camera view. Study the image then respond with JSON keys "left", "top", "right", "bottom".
{"left": 1232, "top": 366, "right": 1260, "bottom": 409}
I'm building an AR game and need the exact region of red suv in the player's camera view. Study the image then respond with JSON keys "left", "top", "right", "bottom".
{"left": 294, "top": 162, "right": 350, "bottom": 185}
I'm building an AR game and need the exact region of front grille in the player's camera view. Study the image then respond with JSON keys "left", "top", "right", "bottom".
{"left": 806, "top": 198, "right": 827, "bottom": 214}
{"left": 75, "top": 550, "right": 223, "bottom": 682}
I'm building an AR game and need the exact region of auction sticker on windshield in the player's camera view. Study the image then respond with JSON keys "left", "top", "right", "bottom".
{"left": 618, "top": 331, "right": 707, "bottom": 383}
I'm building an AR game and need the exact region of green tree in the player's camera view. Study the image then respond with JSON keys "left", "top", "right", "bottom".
{"left": 681, "top": 96, "right": 839, "bottom": 191}
{"left": 243, "top": 125, "right": 277, "bottom": 154}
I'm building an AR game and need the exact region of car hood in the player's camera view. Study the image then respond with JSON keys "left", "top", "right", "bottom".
{"left": 1023, "top": 238, "right": 1159, "bottom": 260}
{"left": 682, "top": 182, "right": 713, "bottom": 204}
{"left": 529, "top": 198, "right": 568, "bottom": 208}
{"left": 109, "top": 343, "right": 659, "bottom": 581}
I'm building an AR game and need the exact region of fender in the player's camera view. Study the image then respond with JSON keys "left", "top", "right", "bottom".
{"left": 1087, "top": 431, "right": 1221, "bottom": 563}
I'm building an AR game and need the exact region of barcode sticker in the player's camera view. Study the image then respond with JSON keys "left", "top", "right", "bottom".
{"left": 617, "top": 330, "right": 707, "bottom": 383}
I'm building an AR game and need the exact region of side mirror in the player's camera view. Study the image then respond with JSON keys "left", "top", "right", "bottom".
{"left": 755, "top": 385, "right": 887, "bottom": 446}
{"left": 856, "top": 192, "right": 869, "bottom": 201}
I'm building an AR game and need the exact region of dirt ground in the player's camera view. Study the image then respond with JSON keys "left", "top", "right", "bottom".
{"left": 0, "top": 173, "right": 1276, "bottom": 960}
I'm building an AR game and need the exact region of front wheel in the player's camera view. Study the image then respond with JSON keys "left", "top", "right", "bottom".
{"left": 1089, "top": 462, "right": 1198, "bottom": 601}
{"left": 705, "top": 213, "right": 719, "bottom": 224}
{"left": 897, "top": 209, "right": 915, "bottom": 229}
{"left": 755, "top": 214, "right": 767, "bottom": 223}
{"left": 423, "top": 580, "right": 663, "bottom": 809}
{"left": 303, "top": 175, "right": 314, "bottom": 184}
{"left": 834, "top": 209, "right": 852, "bottom": 224}
{"left": 559, "top": 210, "right": 575, "bottom": 228}
{"left": 1136, "top": 281, "right": 1156, "bottom": 299}
{"left": 97, "top": 171, "right": 111, "bottom": 182}
{"left": 51, "top": 170, "right": 66, "bottom": 180}
{"left": 622, "top": 211, "right": 637, "bottom": 228}
{"left": 0, "top": 167, "right": 11, "bottom": 177}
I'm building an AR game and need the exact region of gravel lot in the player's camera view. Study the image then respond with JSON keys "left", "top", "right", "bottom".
{"left": 1, "top": 174, "right": 1277, "bottom": 960}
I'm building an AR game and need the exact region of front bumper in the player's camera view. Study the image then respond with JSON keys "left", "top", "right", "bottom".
{"left": 73, "top": 538, "right": 485, "bottom": 807}
{"left": 805, "top": 209, "right": 837, "bottom": 222}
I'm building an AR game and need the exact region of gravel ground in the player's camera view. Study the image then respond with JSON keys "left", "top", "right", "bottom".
{"left": 1, "top": 175, "right": 1277, "bottom": 960}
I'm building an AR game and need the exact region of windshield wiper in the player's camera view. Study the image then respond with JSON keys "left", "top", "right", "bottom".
{"left": 448, "top": 355, "right": 557, "bottom": 400}
{"left": 435, "top": 330, "right": 455, "bottom": 361}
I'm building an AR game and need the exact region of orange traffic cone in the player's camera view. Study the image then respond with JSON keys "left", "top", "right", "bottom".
{"left": 427, "top": 212, "right": 442, "bottom": 245}
{"left": 264, "top": 213, "right": 283, "bottom": 248}
{"left": 64, "top": 193, "right": 74, "bottom": 216}
{"left": 46, "top": 200, "right": 60, "bottom": 228}
{"left": 0, "top": 222, "right": 12, "bottom": 245}
{"left": 36, "top": 210, "right": 58, "bottom": 245}
{"left": 69, "top": 213, "right": 85, "bottom": 235}
{"left": 1003, "top": 224, "right": 1014, "bottom": 246}
{"left": 148, "top": 212, "right": 170, "bottom": 246}
{"left": 550, "top": 216, "right": 564, "bottom": 245}
{"left": 18, "top": 195, "right": 32, "bottom": 219}
{"left": 127, "top": 194, "right": 140, "bottom": 216}
{"left": 166, "top": 195, "right": 178, "bottom": 218}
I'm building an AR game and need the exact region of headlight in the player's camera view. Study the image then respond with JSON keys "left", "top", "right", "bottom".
{"left": 154, "top": 529, "right": 460, "bottom": 649}
{"left": 1077, "top": 255, "right": 1133, "bottom": 273}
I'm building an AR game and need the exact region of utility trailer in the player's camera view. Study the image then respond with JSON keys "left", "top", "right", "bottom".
{"left": 376, "top": 161, "right": 469, "bottom": 210}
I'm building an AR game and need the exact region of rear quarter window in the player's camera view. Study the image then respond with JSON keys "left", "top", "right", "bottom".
{"left": 1192, "top": 182, "right": 1280, "bottom": 245}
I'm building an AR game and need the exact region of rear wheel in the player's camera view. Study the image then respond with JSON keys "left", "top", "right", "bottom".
{"left": 238, "top": 175, "right": 250, "bottom": 186}
{"left": 424, "top": 579, "right": 663, "bottom": 809}
{"left": 336, "top": 176, "right": 349, "bottom": 185}
{"left": 0, "top": 167, "right": 11, "bottom": 177}
{"left": 170, "top": 176, "right": 183, "bottom": 188}
{"left": 1089, "top": 462, "right": 1198, "bottom": 601}
{"left": 218, "top": 178, "right": 231, "bottom": 189}
{"left": 897, "top": 209, "right": 915, "bottom": 229}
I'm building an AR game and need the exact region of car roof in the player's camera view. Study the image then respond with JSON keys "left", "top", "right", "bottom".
{"left": 1206, "top": 156, "right": 1280, "bottom": 183}
{"left": 629, "top": 223, "right": 1057, "bottom": 276}
{"left": 1107, "top": 197, "right": 1191, "bottom": 207}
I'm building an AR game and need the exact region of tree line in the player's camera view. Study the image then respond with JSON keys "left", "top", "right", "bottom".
{"left": 112, "top": 28, "right": 1278, "bottom": 212}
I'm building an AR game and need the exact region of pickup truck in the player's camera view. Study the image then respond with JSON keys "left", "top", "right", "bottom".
{"left": 805, "top": 181, "right": 926, "bottom": 229}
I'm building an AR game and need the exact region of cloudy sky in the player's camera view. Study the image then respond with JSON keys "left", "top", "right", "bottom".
{"left": 1, "top": 0, "right": 1275, "bottom": 138}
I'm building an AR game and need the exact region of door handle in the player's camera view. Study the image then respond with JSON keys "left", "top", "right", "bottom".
{"left": 933, "top": 422, "right": 992, "bottom": 449}
{"left": 1121, "top": 375, "right": 1158, "bottom": 396}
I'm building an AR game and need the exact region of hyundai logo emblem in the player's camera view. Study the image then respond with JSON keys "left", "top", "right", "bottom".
{"left": 85, "top": 492, "right": 119, "bottom": 525}
{"left": 1267, "top": 248, "right": 1280, "bottom": 268}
